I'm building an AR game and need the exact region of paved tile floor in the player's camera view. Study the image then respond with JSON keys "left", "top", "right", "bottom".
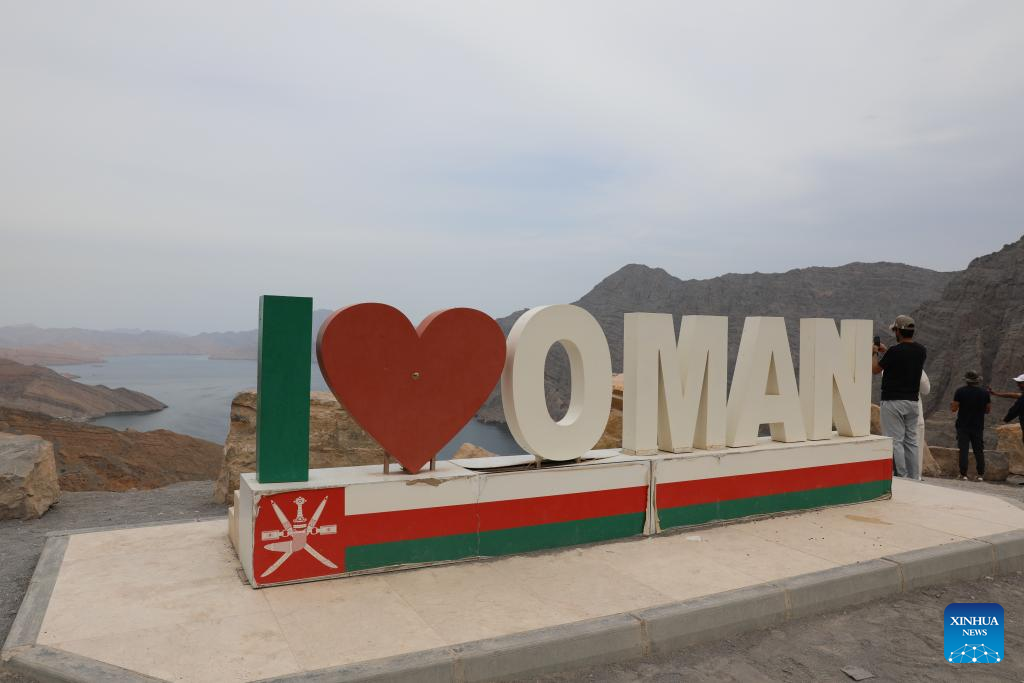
{"left": 31, "top": 479, "right": 1024, "bottom": 682}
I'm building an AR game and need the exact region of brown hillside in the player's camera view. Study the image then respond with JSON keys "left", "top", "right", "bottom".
{"left": 0, "top": 358, "right": 165, "bottom": 419}
{"left": 0, "top": 407, "right": 221, "bottom": 491}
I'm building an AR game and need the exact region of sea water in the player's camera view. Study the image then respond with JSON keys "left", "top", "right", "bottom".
{"left": 51, "top": 355, "right": 520, "bottom": 458}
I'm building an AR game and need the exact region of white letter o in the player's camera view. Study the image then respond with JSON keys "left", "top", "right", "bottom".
{"left": 501, "top": 305, "right": 612, "bottom": 461}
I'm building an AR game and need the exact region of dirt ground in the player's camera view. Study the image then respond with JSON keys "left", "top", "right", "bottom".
{"left": 2, "top": 478, "right": 1023, "bottom": 682}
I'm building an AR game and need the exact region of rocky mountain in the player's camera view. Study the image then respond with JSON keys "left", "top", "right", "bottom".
{"left": 478, "top": 261, "right": 956, "bottom": 423}
{"left": 0, "top": 309, "right": 335, "bottom": 363}
{"left": 913, "top": 237, "right": 1024, "bottom": 447}
{"left": 0, "top": 359, "right": 166, "bottom": 419}
{"left": 0, "top": 407, "right": 221, "bottom": 491}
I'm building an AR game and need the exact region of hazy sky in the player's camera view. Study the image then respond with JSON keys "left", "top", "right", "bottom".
{"left": 2, "top": 2, "right": 1023, "bottom": 334}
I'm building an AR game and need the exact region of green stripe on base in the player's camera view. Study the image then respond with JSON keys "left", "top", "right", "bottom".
{"left": 659, "top": 479, "right": 892, "bottom": 529}
{"left": 478, "top": 512, "right": 645, "bottom": 556}
{"left": 345, "top": 532, "right": 478, "bottom": 572}
{"left": 345, "top": 512, "right": 645, "bottom": 572}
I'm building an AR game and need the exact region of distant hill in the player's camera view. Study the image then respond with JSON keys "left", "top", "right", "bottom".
{"left": 0, "top": 347, "right": 104, "bottom": 365}
{"left": 0, "top": 309, "right": 335, "bottom": 363}
{"left": 0, "top": 358, "right": 166, "bottom": 419}
{"left": 913, "top": 236, "right": 1024, "bottom": 447}
{"left": 478, "top": 261, "right": 957, "bottom": 423}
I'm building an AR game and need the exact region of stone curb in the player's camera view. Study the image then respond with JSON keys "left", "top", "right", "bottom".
{"left": 776, "top": 558, "right": 900, "bottom": 620}
{"left": 6, "top": 529, "right": 1024, "bottom": 682}
{"left": 42, "top": 515, "right": 225, "bottom": 539}
{"left": 454, "top": 613, "right": 646, "bottom": 682}
{"left": 636, "top": 583, "right": 787, "bottom": 654}
{"left": 883, "top": 539, "right": 995, "bottom": 592}
{"left": 3, "top": 645, "right": 165, "bottom": 683}
{"left": 2, "top": 535, "right": 68, "bottom": 653}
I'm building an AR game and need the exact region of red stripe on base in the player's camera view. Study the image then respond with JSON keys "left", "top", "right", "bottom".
{"left": 477, "top": 486, "right": 647, "bottom": 532}
{"left": 344, "top": 486, "right": 648, "bottom": 547}
{"left": 656, "top": 459, "right": 891, "bottom": 509}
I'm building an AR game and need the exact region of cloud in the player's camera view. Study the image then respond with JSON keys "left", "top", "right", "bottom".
{"left": 1, "top": 1, "right": 1022, "bottom": 332}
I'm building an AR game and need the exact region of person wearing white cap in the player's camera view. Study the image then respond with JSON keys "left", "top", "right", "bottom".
{"left": 990, "top": 375, "right": 1024, "bottom": 445}
{"left": 872, "top": 314, "right": 927, "bottom": 479}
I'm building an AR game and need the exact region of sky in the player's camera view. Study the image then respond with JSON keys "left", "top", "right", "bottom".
{"left": 2, "top": 1, "right": 1023, "bottom": 334}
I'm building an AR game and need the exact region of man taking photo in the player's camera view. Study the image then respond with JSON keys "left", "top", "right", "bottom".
{"left": 872, "top": 315, "right": 927, "bottom": 479}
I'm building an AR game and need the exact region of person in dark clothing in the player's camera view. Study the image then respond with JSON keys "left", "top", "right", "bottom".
{"left": 872, "top": 315, "right": 927, "bottom": 479}
{"left": 990, "top": 374, "right": 1024, "bottom": 443}
{"left": 951, "top": 371, "right": 991, "bottom": 481}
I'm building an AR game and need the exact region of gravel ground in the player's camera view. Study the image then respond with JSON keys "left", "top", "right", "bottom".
{"left": 1, "top": 477, "right": 1022, "bottom": 682}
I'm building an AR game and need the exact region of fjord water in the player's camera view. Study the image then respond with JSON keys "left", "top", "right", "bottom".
{"left": 52, "top": 355, "right": 520, "bottom": 458}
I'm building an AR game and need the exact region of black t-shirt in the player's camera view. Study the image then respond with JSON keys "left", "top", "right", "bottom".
{"left": 878, "top": 342, "right": 926, "bottom": 401}
{"left": 953, "top": 385, "right": 990, "bottom": 431}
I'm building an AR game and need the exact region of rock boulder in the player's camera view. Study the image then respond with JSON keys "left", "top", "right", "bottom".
{"left": 452, "top": 443, "right": 498, "bottom": 459}
{"left": 214, "top": 391, "right": 387, "bottom": 504}
{"left": 0, "top": 433, "right": 59, "bottom": 519}
{"left": 928, "top": 446, "right": 1008, "bottom": 481}
{"left": 996, "top": 423, "right": 1024, "bottom": 475}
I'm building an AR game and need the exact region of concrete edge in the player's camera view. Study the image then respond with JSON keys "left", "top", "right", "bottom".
{"left": 633, "top": 583, "right": 787, "bottom": 654}
{"left": 3, "top": 644, "right": 166, "bottom": 682}
{"left": 2, "top": 535, "right": 68, "bottom": 655}
{"left": 882, "top": 538, "right": 996, "bottom": 592}
{"left": 252, "top": 645, "right": 457, "bottom": 683}
{"left": 777, "top": 558, "right": 901, "bottom": 620}
{"left": 44, "top": 515, "right": 226, "bottom": 539}
{"left": 453, "top": 612, "right": 645, "bottom": 682}
{"left": 976, "top": 528, "right": 1024, "bottom": 574}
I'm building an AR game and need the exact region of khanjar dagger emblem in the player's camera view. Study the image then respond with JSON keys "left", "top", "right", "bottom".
{"left": 259, "top": 495, "right": 338, "bottom": 578}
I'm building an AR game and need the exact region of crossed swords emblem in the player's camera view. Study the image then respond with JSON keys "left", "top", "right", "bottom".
{"left": 259, "top": 495, "right": 339, "bottom": 578}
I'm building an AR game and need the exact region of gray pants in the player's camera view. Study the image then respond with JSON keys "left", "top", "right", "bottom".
{"left": 881, "top": 400, "right": 921, "bottom": 480}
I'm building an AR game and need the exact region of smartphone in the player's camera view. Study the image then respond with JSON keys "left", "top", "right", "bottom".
{"left": 873, "top": 335, "right": 881, "bottom": 347}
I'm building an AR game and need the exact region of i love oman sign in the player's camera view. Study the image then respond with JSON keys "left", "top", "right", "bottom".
{"left": 232, "top": 295, "right": 892, "bottom": 587}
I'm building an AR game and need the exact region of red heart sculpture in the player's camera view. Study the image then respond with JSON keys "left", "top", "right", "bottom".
{"left": 316, "top": 304, "right": 507, "bottom": 473}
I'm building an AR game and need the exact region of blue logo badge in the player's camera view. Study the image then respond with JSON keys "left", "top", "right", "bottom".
{"left": 945, "top": 603, "right": 1003, "bottom": 663}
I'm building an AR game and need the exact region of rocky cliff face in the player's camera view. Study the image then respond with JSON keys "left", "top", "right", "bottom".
{"left": 0, "top": 358, "right": 166, "bottom": 419}
{"left": 213, "top": 391, "right": 387, "bottom": 503}
{"left": 914, "top": 237, "right": 1024, "bottom": 447}
{"left": 479, "top": 262, "right": 954, "bottom": 423}
{"left": 0, "top": 407, "right": 220, "bottom": 491}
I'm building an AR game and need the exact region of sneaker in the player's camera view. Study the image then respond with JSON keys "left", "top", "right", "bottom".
{"left": 976, "top": 475, "right": 985, "bottom": 482}
{"left": 961, "top": 475, "right": 969, "bottom": 481}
